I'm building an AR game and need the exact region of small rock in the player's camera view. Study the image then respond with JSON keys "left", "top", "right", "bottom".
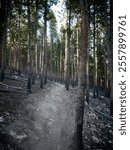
{"left": 108, "top": 140, "right": 112, "bottom": 144}
{"left": 85, "top": 136, "right": 87, "bottom": 140}
{"left": 35, "top": 136, "right": 39, "bottom": 140}
{"left": 35, "top": 108, "right": 40, "bottom": 112}
{"left": 109, "top": 129, "right": 113, "bottom": 134}
{"left": 0, "top": 116, "right": 4, "bottom": 123}
{"left": 106, "top": 123, "right": 111, "bottom": 128}
{"left": 92, "top": 136, "right": 100, "bottom": 143}
{"left": 5, "top": 112, "right": 10, "bottom": 116}
{"left": 16, "top": 133, "right": 27, "bottom": 142}
{"left": 9, "top": 129, "right": 17, "bottom": 138}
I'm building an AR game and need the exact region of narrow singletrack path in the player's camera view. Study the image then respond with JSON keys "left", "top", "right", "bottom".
{"left": 9, "top": 82, "right": 77, "bottom": 150}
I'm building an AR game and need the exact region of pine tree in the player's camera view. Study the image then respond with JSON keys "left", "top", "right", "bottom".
{"left": 75, "top": 0, "right": 88, "bottom": 149}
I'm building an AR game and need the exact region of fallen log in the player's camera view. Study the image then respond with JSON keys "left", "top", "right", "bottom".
{"left": 85, "top": 103, "right": 112, "bottom": 121}
{"left": 0, "top": 88, "right": 27, "bottom": 94}
{"left": 0, "top": 82, "right": 27, "bottom": 93}
{"left": 5, "top": 74, "right": 27, "bottom": 82}
{"left": 93, "top": 109, "right": 113, "bottom": 121}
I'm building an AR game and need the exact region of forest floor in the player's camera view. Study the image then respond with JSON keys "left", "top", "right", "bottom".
{"left": 0, "top": 75, "right": 113, "bottom": 150}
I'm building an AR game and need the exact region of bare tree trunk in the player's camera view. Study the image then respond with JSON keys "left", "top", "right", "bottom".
{"left": 86, "top": 0, "right": 90, "bottom": 103}
{"left": 40, "top": 7, "right": 48, "bottom": 88}
{"left": 105, "top": 0, "right": 113, "bottom": 116}
{"left": 109, "top": 0, "right": 113, "bottom": 116}
{"left": 60, "top": 46, "right": 63, "bottom": 82}
{"left": 40, "top": 32, "right": 44, "bottom": 88}
{"left": 3, "top": 27, "right": 7, "bottom": 70}
{"left": 65, "top": 10, "right": 71, "bottom": 90}
{"left": 32, "top": 0, "right": 38, "bottom": 84}
{"left": 0, "top": 39, "right": 4, "bottom": 81}
{"left": 18, "top": 13, "right": 21, "bottom": 76}
{"left": 35, "top": 0, "right": 38, "bottom": 75}
{"left": 75, "top": 0, "right": 88, "bottom": 149}
{"left": 70, "top": 34, "right": 75, "bottom": 87}
{"left": 50, "top": 32, "right": 54, "bottom": 78}
{"left": 9, "top": 47, "right": 12, "bottom": 71}
{"left": 0, "top": 49, "right": 2, "bottom": 80}
{"left": 27, "top": 0, "right": 32, "bottom": 92}
{"left": 43, "top": 1, "right": 48, "bottom": 85}
{"left": 0, "top": 38, "right": 2, "bottom": 69}
{"left": 76, "top": 26, "right": 79, "bottom": 86}
{"left": 64, "top": 31, "right": 68, "bottom": 86}
{"left": 103, "top": 48, "right": 109, "bottom": 97}
{"left": 93, "top": 4, "right": 98, "bottom": 98}
{"left": 0, "top": 1, "right": 8, "bottom": 81}
{"left": 0, "top": 25, "right": 7, "bottom": 81}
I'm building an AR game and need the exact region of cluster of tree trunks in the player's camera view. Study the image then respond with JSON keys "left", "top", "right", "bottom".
{"left": 0, "top": 0, "right": 113, "bottom": 149}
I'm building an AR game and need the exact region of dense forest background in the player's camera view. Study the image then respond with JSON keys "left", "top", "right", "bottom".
{"left": 0, "top": 0, "right": 113, "bottom": 149}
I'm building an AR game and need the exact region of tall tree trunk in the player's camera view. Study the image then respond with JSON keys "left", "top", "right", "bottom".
{"left": 65, "top": 9, "right": 71, "bottom": 90}
{"left": 3, "top": 27, "right": 7, "bottom": 70}
{"left": 75, "top": 0, "right": 88, "bottom": 149}
{"left": 109, "top": 0, "right": 113, "bottom": 116}
{"left": 105, "top": 0, "right": 113, "bottom": 116}
{"left": 103, "top": 48, "right": 109, "bottom": 97}
{"left": 9, "top": 47, "right": 12, "bottom": 71}
{"left": 76, "top": 25, "right": 79, "bottom": 86}
{"left": 0, "top": 39, "right": 4, "bottom": 81}
{"left": 18, "top": 13, "right": 21, "bottom": 76}
{"left": 0, "top": 38, "right": 2, "bottom": 69}
{"left": 40, "top": 2, "right": 48, "bottom": 88}
{"left": 93, "top": 4, "right": 98, "bottom": 98}
{"left": 0, "top": 37, "right": 3, "bottom": 80}
{"left": 64, "top": 31, "right": 68, "bottom": 86}
{"left": 50, "top": 33, "right": 54, "bottom": 78}
{"left": 27, "top": 0, "right": 32, "bottom": 92}
{"left": 35, "top": 0, "right": 38, "bottom": 75}
{"left": 43, "top": 1, "right": 48, "bottom": 85}
{"left": 86, "top": 0, "right": 90, "bottom": 103}
{"left": 40, "top": 32, "right": 44, "bottom": 88}
{"left": 60, "top": 46, "right": 63, "bottom": 82}
{"left": 0, "top": 0, "right": 8, "bottom": 81}
{"left": 0, "top": 24, "right": 7, "bottom": 81}
{"left": 0, "top": 4, "right": 8, "bottom": 81}
{"left": 32, "top": 0, "right": 38, "bottom": 84}
{"left": 70, "top": 34, "right": 74, "bottom": 87}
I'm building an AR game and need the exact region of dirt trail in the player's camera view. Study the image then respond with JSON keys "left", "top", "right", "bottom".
{"left": 6, "top": 82, "right": 77, "bottom": 150}
{"left": 0, "top": 80, "right": 113, "bottom": 150}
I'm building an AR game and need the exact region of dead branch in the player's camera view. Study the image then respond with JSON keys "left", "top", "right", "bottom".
{"left": 0, "top": 82, "right": 27, "bottom": 93}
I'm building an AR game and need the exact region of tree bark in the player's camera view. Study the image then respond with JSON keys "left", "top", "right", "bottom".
{"left": 0, "top": 0, "right": 8, "bottom": 81}
{"left": 109, "top": 0, "right": 113, "bottom": 116}
{"left": 32, "top": 0, "right": 38, "bottom": 84}
{"left": 40, "top": 32, "right": 44, "bottom": 88}
{"left": 18, "top": 12, "right": 21, "bottom": 76}
{"left": 50, "top": 35, "right": 53, "bottom": 77}
{"left": 93, "top": 4, "right": 98, "bottom": 98}
{"left": 76, "top": 25, "right": 79, "bottom": 86}
{"left": 0, "top": 22, "right": 7, "bottom": 81}
{"left": 27, "top": 0, "right": 32, "bottom": 92}
{"left": 64, "top": 31, "right": 68, "bottom": 87}
{"left": 65, "top": 9, "right": 71, "bottom": 90}
{"left": 43, "top": 1, "right": 48, "bottom": 85}
{"left": 105, "top": 0, "right": 113, "bottom": 116}
{"left": 86, "top": 0, "right": 90, "bottom": 103}
{"left": 75, "top": 0, "right": 88, "bottom": 149}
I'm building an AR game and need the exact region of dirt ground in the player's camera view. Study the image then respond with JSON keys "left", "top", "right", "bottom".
{"left": 0, "top": 78, "right": 112, "bottom": 150}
